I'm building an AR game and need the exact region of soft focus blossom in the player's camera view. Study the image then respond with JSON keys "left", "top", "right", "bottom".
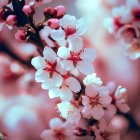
{"left": 0, "top": 0, "right": 9, "bottom": 8}
{"left": 41, "top": 117, "right": 75, "bottom": 140}
{"left": 95, "top": 119, "right": 121, "bottom": 140}
{"left": 57, "top": 101, "right": 81, "bottom": 123}
{"left": 114, "top": 86, "right": 130, "bottom": 113}
{"left": 82, "top": 85, "right": 112, "bottom": 120}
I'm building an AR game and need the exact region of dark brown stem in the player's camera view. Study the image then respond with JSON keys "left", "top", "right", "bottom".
{"left": 0, "top": 43, "right": 33, "bottom": 68}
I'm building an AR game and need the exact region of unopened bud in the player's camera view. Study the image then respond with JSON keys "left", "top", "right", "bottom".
{"left": 54, "top": 5, "right": 65, "bottom": 18}
{"left": 6, "top": 15, "right": 17, "bottom": 26}
{"left": 47, "top": 18, "right": 59, "bottom": 29}
{"left": 22, "top": 4, "right": 35, "bottom": 16}
{"left": 15, "top": 29, "right": 27, "bottom": 42}
{"left": 44, "top": 7, "right": 53, "bottom": 16}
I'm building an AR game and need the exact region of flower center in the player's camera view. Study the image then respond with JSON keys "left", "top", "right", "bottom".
{"left": 64, "top": 26, "right": 76, "bottom": 37}
{"left": 45, "top": 61, "right": 57, "bottom": 72}
{"left": 69, "top": 51, "right": 81, "bottom": 64}
{"left": 113, "top": 17, "right": 124, "bottom": 31}
{"left": 89, "top": 94, "right": 100, "bottom": 106}
{"left": 55, "top": 131, "right": 65, "bottom": 140}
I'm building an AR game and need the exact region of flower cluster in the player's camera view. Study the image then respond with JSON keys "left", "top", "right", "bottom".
{"left": 104, "top": 0, "right": 140, "bottom": 60}
{"left": 0, "top": 0, "right": 132, "bottom": 140}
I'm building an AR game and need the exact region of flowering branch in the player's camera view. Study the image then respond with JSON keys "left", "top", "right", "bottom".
{"left": 0, "top": 0, "right": 138, "bottom": 140}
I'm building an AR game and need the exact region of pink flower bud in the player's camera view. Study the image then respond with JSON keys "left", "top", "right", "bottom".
{"left": 22, "top": 4, "right": 35, "bottom": 16}
{"left": 15, "top": 29, "right": 27, "bottom": 42}
{"left": 0, "top": 0, "right": 9, "bottom": 7}
{"left": 44, "top": 7, "right": 53, "bottom": 16}
{"left": 47, "top": 18, "right": 59, "bottom": 29}
{"left": 54, "top": 5, "right": 65, "bottom": 18}
{"left": 6, "top": 15, "right": 17, "bottom": 26}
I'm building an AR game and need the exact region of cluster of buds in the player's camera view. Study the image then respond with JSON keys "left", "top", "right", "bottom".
{"left": 104, "top": 0, "right": 140, "bottom": 60}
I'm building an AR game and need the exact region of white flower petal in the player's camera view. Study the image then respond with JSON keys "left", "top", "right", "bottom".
{"left": 77, "top": 60, "right": 94, "bottom": 75}
{"left": 99, "top": 86, "right": 110, "bottom": 95}
{"left": 40, "top": 130, "right": 56, "bottom": 140}
{"left": 59, "top": 15, "right": 76, "bottom": 28}
{"left": 82, "top": 96, "right": 90, "bottom": 105}
{"left": 61, "top": 60, "right": 74, "bottom": 71}
{"left": 91, "top": 105, "right": 104, "bottom": 120}
{"left": 65, "top": 77, "right": 81, "bottom": 93}
{"left": 57, "top": 47, "right": 70, "bottom": 59}
{"left": 60, "top": 86, "right": 73, "bottom": 101}
{"left": 43, "top": 47, "right": 57, "bottom": 62}
{"left": 31, "top": 56, "right": 46, "bottom": 70}
{"left": 50, "top": 117, "right": 63, "bottom": 130}
{"left": 85, "top": 84, "right": 98, "bottom": 97}
{"left": 35, "top": 69, "right": 49, "bottom": 82}
{"left": 48, "top": 87, "right": 61, "bottom": 98}
{"left": 52, "top": 72, "right": 63, "bottom": 87}
{"left": 99, "top": 95, "right": 112, "bottom": 105}
{"left": 51, "top": 28, "right": 65, "bottom": 41}
{"left": 68, "top": 36, "right": 83, "bottom": 52}
{"left": 80, "top": 48, "right": 96, "bottom": 61}
{"left": 76, "top": 18, "right": 88, "bottom": 35}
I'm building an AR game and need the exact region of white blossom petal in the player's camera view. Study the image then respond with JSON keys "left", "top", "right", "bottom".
{"left": 65, "top": 77, "right": 81, "bottom": 93}
{"left": 91, "top": 105, "right": 104, "bottom": 120}
{"left": 99, "top": 86, "right": 110, "bottom": 95}
{"left": 76, "top": 18, "right": 88, "bottom": 35}
{"left": 31, "top": 56, "right": 46, "bottom": 70}
{"left": 59, "top": 15, "right": 76, "bottom": 28}
{"left": 61, "top": 60, "right": 74, "bottom": 71}
{"left": 40, "top": 130, "right": 56, "bottom": 140}
{"left": 77, "top": 60, "right": 94, "bottom": 75}
{"left": 82, "top": 96, "right": 90, "bottom": 105}
{"left": 85, "top": 85, "right": 98, "bottom": 97}
{"left": 68, "top": 36, "right": 83, "bottom": 52}
{"left": 48, "top": 87, "right": 61, "bottom": 98}
{"left": 43, "top": 47, "right": 57, "bottom": 62}
{"left": 99, "top": 95, "right": 112, "bottom": 105}
{"left": 50, "top": 117, "right": 63, "bottom": 130}
{"left": 51, "top": 28, "right": 65, "bottom": 41}
{"left": 35, "top": 69, "right": 49, "bottom": 82}
{"left": 60, "top": 86, "right": 73, "bottom": 101}
{"left": 57, "top": 47, "right": 70, "bottom": 59}
{"left": 52, "top": 72, "right": 63, "bottom": 87}
{"left": 80, "top": 48, "right": 96, "bottom": 62}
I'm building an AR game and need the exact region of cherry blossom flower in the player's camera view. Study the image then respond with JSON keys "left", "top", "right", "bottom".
{"left": 31, "top": 47, "right": 66, "bottom": 98}
{"left": 82, "top": 85, "right": 112, "bottom": 120}
{"left": 83, "top": 73, "right": 102, "bottom": 86}
{"left": 57, "top": 36, "right": 96, "bottom": 75}
{"left": 57, "top": 101, "right": 81, "bottom": 123}
{"left": 50, "top": 14, "right": 87, "bottom": 42}
{"left": 41, "top": 117, "right": 75, "bottom": 140}
{"left": 114, "top": 86, "right": 130, "bottom": 113}
{"left": 95, "top": 119, "right": 121, "bottom": 140}
{"left": 59, "top": 77, "right": 81, "bottom": 101}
